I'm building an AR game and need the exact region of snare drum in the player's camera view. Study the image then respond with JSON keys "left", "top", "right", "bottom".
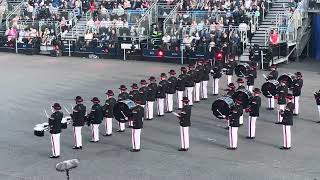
{"left": 235, "top": 63, "right": 250, "bottom": 77}
{"left": 34, "top": 124, "right": 46, "bottom": 137}
{"left": 212, "top": 96, "right": 235, "bottom": 119}
{"left": 113, "top": 99, "right": 137, "bottom": 123}
{"left": 278, "top": 73, "right": 296, "bottom": 88}
{"left": 232, "top": 88, "right": 253, "bottom": 108}
{"left": 261, "top": 80, "right": 279, "bottom": 97}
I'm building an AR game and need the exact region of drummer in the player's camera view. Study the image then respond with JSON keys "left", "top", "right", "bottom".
{"left": 246, "top": 66, "right": 255, "bottom": 93}
{"left": 227, "top": 107, "right": 240, "bottom": 150}
{"left": 226, "top": 83, "right": 236, "bottom": 96}
{"left": 236, "top": 78, "right": 245, "bottom": 90}
{"left": 276, "top": 80, "right": 288, "bottom": 124}
{"left": 118, "top": 85, "right": 130, "bottom": 132}
{"left": 49, "top": 103, "right": 63, "bottom": 158}
{"left": 266, "top": 64, "right": 278, "bottom": 80}
{"left": 130, "top": 97, "right": 144, "bottom": 152}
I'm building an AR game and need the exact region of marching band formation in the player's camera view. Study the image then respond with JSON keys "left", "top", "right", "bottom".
{"left": 33, "top": 59, "right": 320, "bottom": 159}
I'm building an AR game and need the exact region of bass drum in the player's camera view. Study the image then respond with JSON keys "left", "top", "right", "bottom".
{"left": 261, "top": 80, "right": 279, "bottom": 98}
{"left": 278, "top": 73, "right": 296, "bottom": 88}
{"left": 211, "top": 96, "right": 235, "bottom": 119}
{"left": 235, "top": 63, "right": 250, "bottom": 77}
{"left": 232, "top": 88, "right": 253, "bottom": 108}
{"left": 113, "top": 99, "right": 136, "bottom": 123}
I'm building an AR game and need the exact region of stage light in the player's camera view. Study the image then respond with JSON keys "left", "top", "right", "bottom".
{"left": 216, "top": 51, "right": 223, "bottom": 60}
{"left": 157, "top": 50, "right": 164, "bottom": 57}
{"left": 104, "top": 48, "right": 109, "bottom": 53}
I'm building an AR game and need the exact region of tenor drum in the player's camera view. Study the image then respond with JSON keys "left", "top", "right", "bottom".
{"left": 34, "top": 124, "right": 46, "bottom": 137}
{"left": 61, "top": 116, "right": 71, "bottom": 129}
{"left": 113, "top": 99, "right": 136, "bottom": 123}
{"left": 232, "top": 88, "right": 253, "bottom": 108}
{"left": 261, "top": 80, "right": 279, "bottom": 97}
{"left": 235, "top": 63, "right": 250, "bottom": 77}
{"left": 278, "top": 73, "right": 296, "bottom": 88}
{"left": 211, "top": 96, "right": 235, "bottom": 119}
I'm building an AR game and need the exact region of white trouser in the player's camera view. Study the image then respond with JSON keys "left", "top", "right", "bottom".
{"left": 91, "top": 124, "right": 100, "bottom": 142}
{"left": 51, "top": 133, "right": 60, "bottom": 156}
{"left": 166, "top": 93, "right": 174, "bottom": 112}
{"left": 293, "top": 96, "right": 299, "bottom": 114}
{"left": 180, "top": 126, "right": 189, "bottom": 149}
{"left": 104, "top": 118, "right": 112, "bottom": 135}
{"left": 229, "top": 127, "right": 238, "bottom": 148}
{"left": 186, "top": 87, "right": 194, "bottom": 105}
{"left": 145, "top": 101, "right": 154, "bottom": 119}
{"left": 212, "top": 78, "right": 219, "bottom": 95}
{"left": 227, "top": 75, "right": 232, "bottom": 85}
{"left": 239, "top": 115, "right": 244, "bottom": 125}
{"left": 157, "top": 98, "right": 165, "bottom": 116}
{"left": 118, "top": 122, "right": 125, "bottom": 131}
{"left": 132, "top": 129, "right": 141, "bottom": 150}
{"left": 128, "top": 118, "right": 133, "bottom": 127}
{"left": 248, "top": 116, "right": 257, "bottom": 137}
{"left": 73, "top": 126, "right": 82, "bottom": 147}
{"left": 194, "top": 82, "right": 201, "bottom": 102}
{"left": 278, "top": 104, "right": 286, "bottom": 122}
{"left": 201, "top": 81, "right": 208, "bottom": 99}
{"left": 247, "top": 85, "right": 253, "bottom": 93}
{"left": 177, "top": 91, "right": 184, "bottom": 109}
{"left": 268, "top": 97, "right": 275, "bottom": 109}
{"left": 282, "top": 125, "right": 291, "bottom": 148}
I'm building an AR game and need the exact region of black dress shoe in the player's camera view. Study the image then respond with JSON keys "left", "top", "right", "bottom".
{"left": 145, "top": 118, "right": 153, "bottom": 120}
{"left": 72, "top": 146, "right": 80, "bottom": 149}
{"left": 130, "top": 149, "right": 140, "bottom": 152}
{"left": 194, "top": 101, "right": 200, "bottom": 103}
{"left": 49, "top": 155, "right": 60, "bottom": 158}
{"left": 239, "top": 124, "right": 243, "bottom": 127}
{"left": 224, "top": 127, "right": 229, "bottom": 130}
{"left": 280, "top": 147, "right": 290, "bottom": 150}
{"left": 178, "top": 148, "right": 187, "bottom": 151}
{"left": 117, "top": 130, "right": 125, "bottom": 132}
{"left": 90, "top": 140, "right": 99, "bottom": 143}
{"left": 202, "top": 98, "right": 208, "bottom": 100}
{"left": 212, "top": 94, "right": 218, "bottom": 96}
{"left": 293, "top": 114, "right": 298, "bottom": 116}
{"left": 317, "top": 121, "right": 320, "bottom": 123}
{"left": 127, "top": 126, "right": 133, "bottom": 128}
{"left": 267, "top": 108, "right": 275, "bottom": 110}
{"left": 246, "top": 136, "right": 255, "bottom": 139}
{"left": 227, "top": 147, "right": 237, "bottom": 150}
{"left": 103, "top": 134, "right": 112, "bottom": 136}
{"left": 275, "top": 122, "right": 282, "bottom": 124}
{"left": 157, "top": 115, "right": 164, "bottom": 117}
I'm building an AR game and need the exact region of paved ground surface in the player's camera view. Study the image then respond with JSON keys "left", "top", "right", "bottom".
{"left": 0, "top": 53, "right": 320, "bottom": 180}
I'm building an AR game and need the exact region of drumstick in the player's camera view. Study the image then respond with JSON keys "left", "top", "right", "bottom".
{"left": 267, "top": 91, "right": 272, "bottom": 96}
{"left": 216, "top": 109, "right": 225, "bottom": 118}
{"left": 120, "top": 111, "right": 128, "bottom": 120}
{"left": 44, "top": 109, "right": 49, "bottom": 118}
{"left": 50, "top": 106, "right": 54, "bottom": 113}
{"left": 240, "top": 70, "right": 246, "bottom": 77}
{"left": 172, "top": 112, "right": 181, "bottom": 118}
{"left": 263, "top": 74, "right": 267, "bottom": 80}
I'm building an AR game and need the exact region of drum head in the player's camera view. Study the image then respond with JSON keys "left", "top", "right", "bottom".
{"left": 278, "top": 73, "right": 296, "bottom": 87}
{"left": 235, "top": 63, "right": 250, "bottom": 77}
{"left": 261, "top": 80, "right": 279, "bottom": 97}
{"left": 212, "top": 96, "right": 234, "bottom": 119}
{"left": 34, "top": 130, "right": 44, "bottom": 137}
{"left": 232, "top": 89, "right": 253, "bottom": 108}
{"left": 113, "top": 100, "right": 136, "bottom": 122}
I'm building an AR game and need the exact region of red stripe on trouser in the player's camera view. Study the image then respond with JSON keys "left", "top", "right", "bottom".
{"left": 146, "top": 103, "right": 149, "bottom": 119}
{"left": 51, "top": 135, "right": 56, "bottom": 156}
{"left": 284, "top": 126, "right": 287, "bottom": 148}
{"left": 91, "top": 125, "right": 94, "bottom": 140}
{"left": 133, "top": 129, "right": 136, "bottom": 149}
{"left": 73, "top": 127, "right": 77, "bottom": 147}
{"left": 182, "top": 127, "right": 185, "bottom": 149}
{"left": 230, "top": 128, "right": 233, "bottom": 148}
{"left": 105, "top": 119, "right": 107, "bottom": 133}
{"left": 249, "top": 117, "right": 251, "bottom": 137}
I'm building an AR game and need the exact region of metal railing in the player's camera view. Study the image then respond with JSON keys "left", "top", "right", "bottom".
{"left": 134, "top": 2, "right": 157, "bottom": 37}
{"left": 5, "top": 0, "right": 23, "bottom": 28}
{"left": 162, "top": 1, "right": 182, "bottom": 34}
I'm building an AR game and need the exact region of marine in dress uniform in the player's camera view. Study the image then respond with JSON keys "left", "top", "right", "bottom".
{"left": 228, "top": 108, "right": 240, "bottom": 150}
{"left": 71, "top": 96, "right": 86, "bottom": 149}
{"left": 236, "top": 78, "right": 246, "bottom": 90}
{"left": 226, "top": 58, "right": 236, "bottom": 85}
{"left": 201, "top": 60, "right": 211, "bottom": 99}
{"left": 156, "top": 73, "right": 168, "bottom": 116}
{"left": 177, "top": 67, "right": 188, "bottom": 109}
{"left": 276, "top": 80, "right": 288, "bottom": 124}
{"left": 88, "top": 97, "right": 103, "bottom": 142}
{"left": 178, "top": 97, "right": 192, "bottom": 151}
{"left": 246, "top": 88, "right": 261, "bottom": 139}
{"left": 266, "top": 64, "right": 278, "bottom": 110}
{"left": 314, "top": 90, "right": 320, "bottom": 123}
{"left": 103, "top": 90, "right": 116, "bottom": 136}
{"left": 166, "top": 70, "right": 177, "bottom": 112}
{"left": 211, "top": 65, "right": 222, "bottom": 95}
{"left": 280, "top": 94, "right": 294, "bottom": 150}
{"left": 49, "top": 103, "right": 63, "bottom": 158}
{"left": 129, "top": 83, "right": 140, "bottom": 127}
{"left": 139, "top": 79, "right": 150, "bottom": 119}
{"left": 292, "top": 72, "right": 303, "bottom": 116}
{"left": 118, "top": 85, "right": 130, "bottom": 131}
{"left": 246, "top": 67, "right": 255, "bottom": 93}
{"left": 145, "top": 77, "right": 157, "bottom": 120}
{"left": 130, "top": 99, "right": 144, "bottom": 152}
{"left": 185, "top": 65, "right": 195, "bottom": 105}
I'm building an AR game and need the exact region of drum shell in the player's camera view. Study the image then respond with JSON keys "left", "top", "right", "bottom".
{"left": 278, "top": 73, "right": 296, "bottom": 88}
{"left": 212, "top": 96, "right": 235, "bottom": 119}
{"left": 261, "top": 80, "right": 279, "bottom": 97}
{"left": 113, "top": 99, "right": 137, "bottom": 123}
{"left": 34, "top": 130, "right": 44, "bottom": 137}
{"left": 235, "top": 63, "right": 250, "bottom": 77}
{"left": 232, "top": 89, "right": 253, "bottom": 108}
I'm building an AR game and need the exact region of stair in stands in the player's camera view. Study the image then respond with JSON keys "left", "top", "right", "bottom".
{"left": 239, "top": 0, "right": 289, "bottom": 62}
{"left": 62, "top": 17, "right": 87, "bottom": 40}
